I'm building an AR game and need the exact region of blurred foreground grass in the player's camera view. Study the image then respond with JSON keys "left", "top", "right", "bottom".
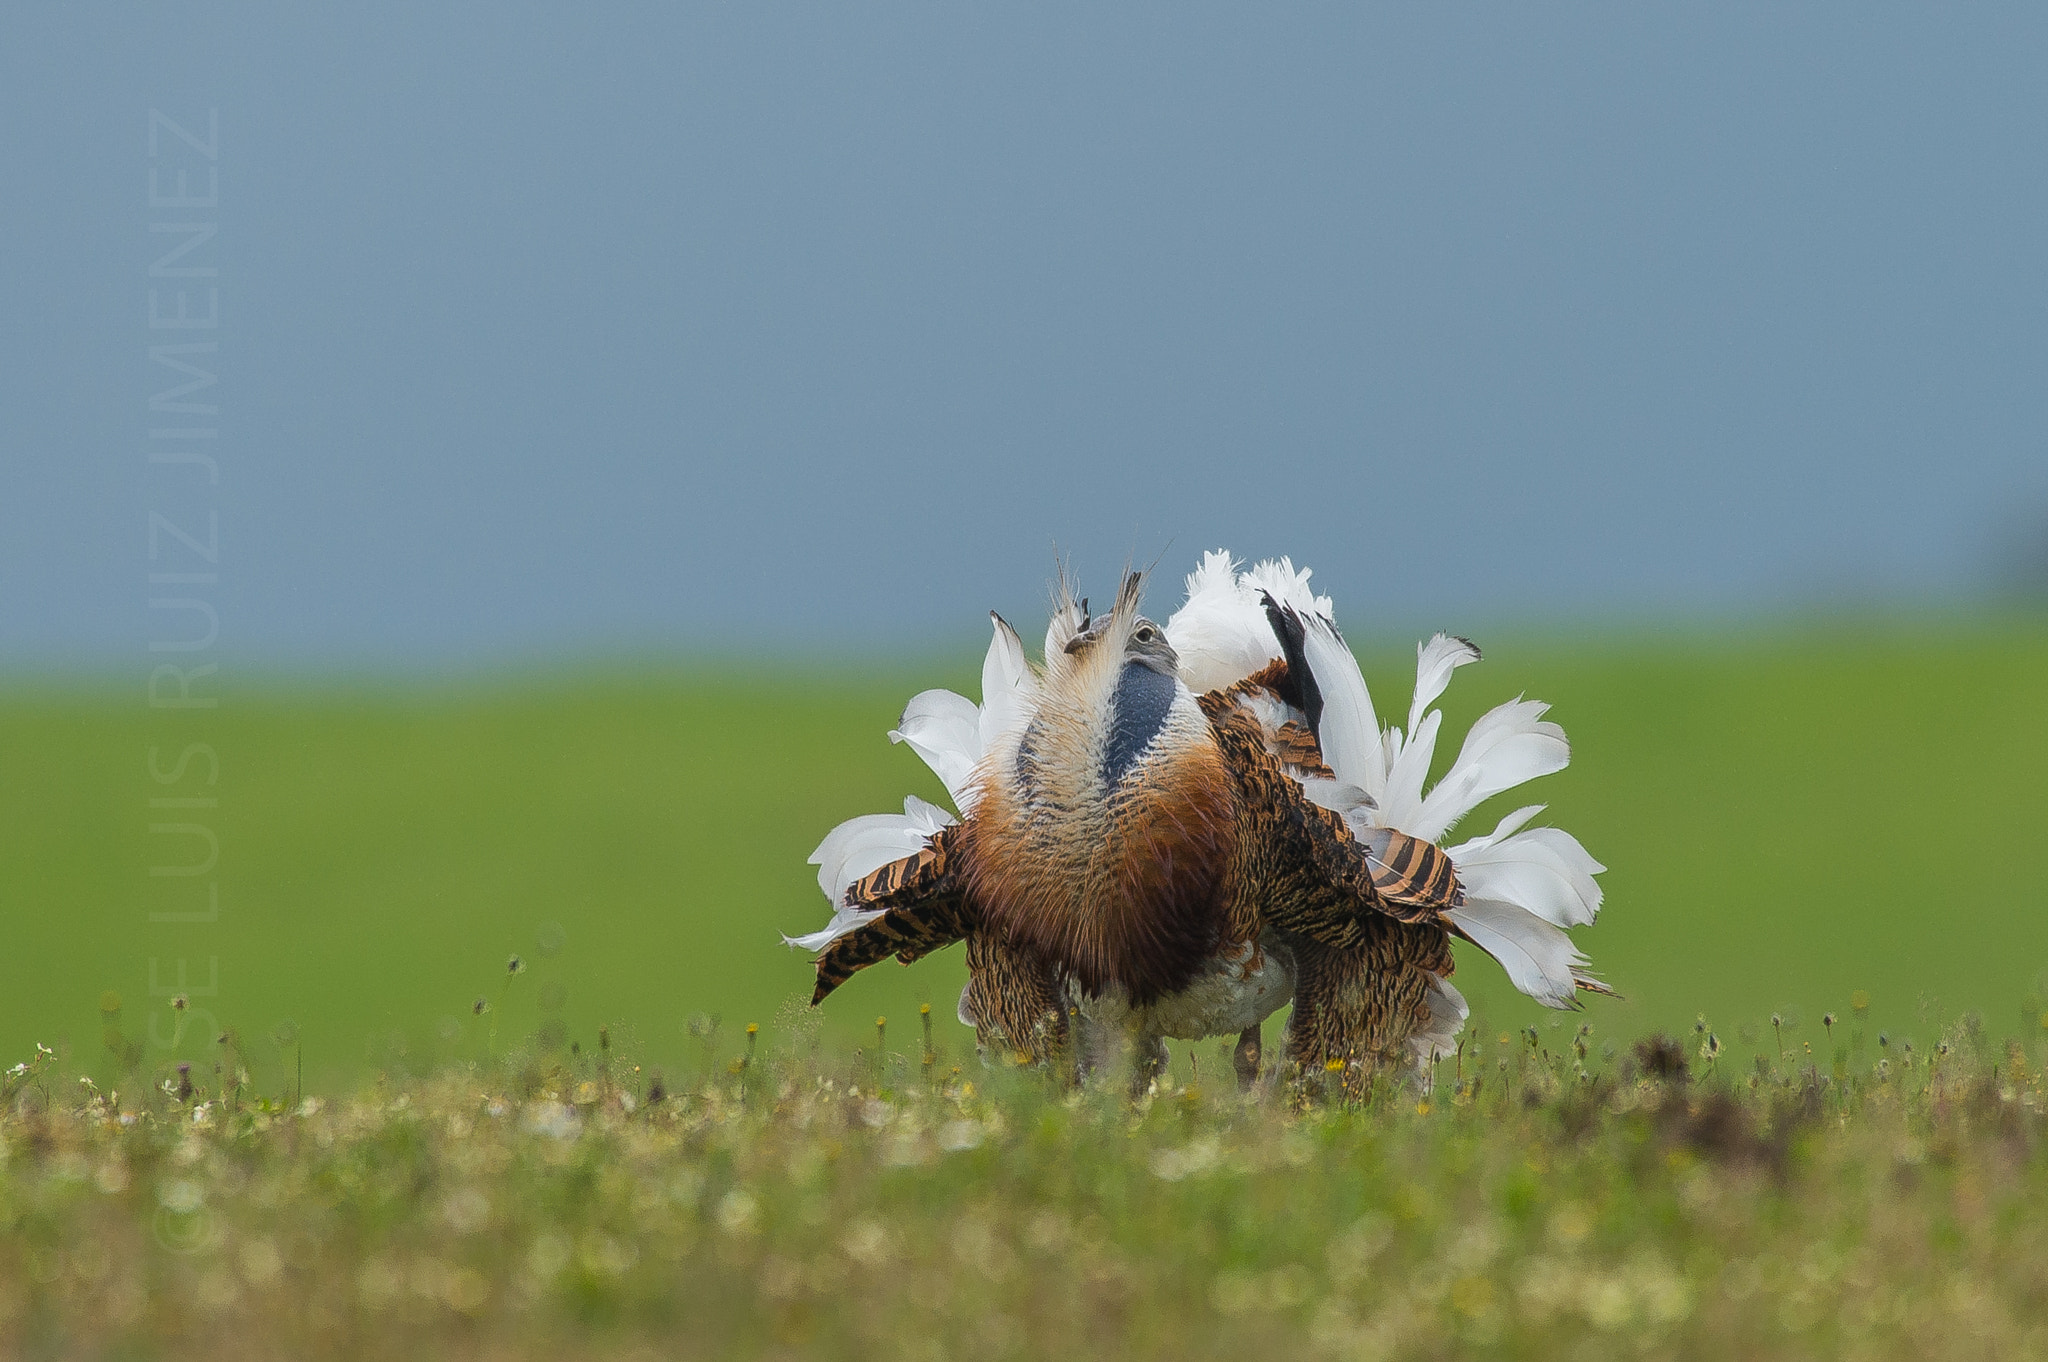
{"left": 2, "top": 618, "right": 2046, "bottom": 1087}
{"left": 1, "top": 1016, "right": 2044, "bottom": 1360}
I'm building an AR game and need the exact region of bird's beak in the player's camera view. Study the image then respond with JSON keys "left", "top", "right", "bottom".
{"left": 1063, "top": 627, "right": 1099, "bottom": 655}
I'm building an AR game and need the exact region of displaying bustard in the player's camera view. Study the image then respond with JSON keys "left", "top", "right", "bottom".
{"left": 789, "top": 552, "right": 1608, "bottom": 1091}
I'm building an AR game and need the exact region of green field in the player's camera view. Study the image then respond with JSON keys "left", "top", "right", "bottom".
{"left": 4, "top": 619, "right": 2048, "bottom": 1360}
{"left": 5, "top": 618, "right": 2047, "bottom": 1090}
{"left": 2, "top": 1017, "right": 2044, "bottom": 1359}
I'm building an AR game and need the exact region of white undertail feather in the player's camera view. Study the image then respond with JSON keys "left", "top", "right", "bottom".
{"left": 787, "top": 613, "right": 1032, "bottom": 951}
{"left": 1165, "top": 550, "right": 1334, "bottom": 695}
{"left": 1384, "top": 634, "right": 1483, "bottom": 817}
{"left": 1175, "top": 559, "right": 1606, "bottom": 1016}
{"left": 1446, "top": 805, "right": 1603, "bottom": 930}
{"left": 1284, "top": 612, "right": 1603, "bottom": 1010}
{"left": 1407, "top": 634, "right": 1481, "bottom": 738}
{"left": 1408, "top": 698, "right": 1570, "bottom": 845}
{"left": 978, "top": 614, "right": 1037, "bottom": 758}
{"left": 1441, "top": 898, "right": 1590, "bottom": 1010}
{"left": 1240, "top": 555, "right": 1336, "bottom": 621}
{"left": 890, "top": 690, "right": 980, "bottom": 812}
{"left": 788, "top": 795, "right": 956, "bottom": 951}
{"left": 1297, "top": 615, "right": 1388, "bottom": 804}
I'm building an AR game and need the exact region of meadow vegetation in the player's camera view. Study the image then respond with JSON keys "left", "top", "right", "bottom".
{"left": 3, "top": 618, "right": 2045, "bottom": 1357}
{"left": 0, "top": 1004, "right": 2044, "bottom": 1360}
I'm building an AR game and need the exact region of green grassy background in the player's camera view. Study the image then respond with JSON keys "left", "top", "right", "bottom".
{"left": 5, "top": 617, "right": 2046, "bottom": 1088}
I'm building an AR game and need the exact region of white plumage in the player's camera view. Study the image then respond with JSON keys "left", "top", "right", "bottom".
{"left": 790, "top": 795, "right": 957, "bottom": 953}
{"left": 889, "top": 691, "right": 981, "bottom": 812}
{"left": 1281, "top": 596, "right": 1605, "bottom": 1015}
{"left": 1163, "top": 550, "right": 1332, "bottom": 695}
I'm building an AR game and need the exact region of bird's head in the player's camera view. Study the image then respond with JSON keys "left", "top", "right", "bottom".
{"left": 1036, "top": 569, "right": 1188, "bottom": 788}
{"left": 1063, "top": 609, "right": 1179, "bottom": 676}
{"left": 1042, "top": 569, "right": 1167, "bottom": 678}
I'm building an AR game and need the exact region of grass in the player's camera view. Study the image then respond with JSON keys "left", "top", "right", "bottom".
{"left": 4, "top": 618, "right": 2048, "bottom": 1357}
{"left": 0, "top": 1012, "right": 2044, "bottom": 1360}
{"left": 3, "top": 618, "right": 2045, "bottom": 1089}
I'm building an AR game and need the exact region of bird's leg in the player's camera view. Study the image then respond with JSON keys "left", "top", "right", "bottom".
{"left": 1232, "top": 1025, "right": 1262, "bottom": 1092}
{"left": 1128, "top": 1032, "right": 1169, "bottom": 1099}
{"left": 1073, "top": 1010, "right": 1116, "bottom": 1087}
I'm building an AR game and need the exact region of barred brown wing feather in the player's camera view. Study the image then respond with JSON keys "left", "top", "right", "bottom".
{"left": 811, "top": 828, "right": 976, "bottom": 1005}
{"left": 1197, "top": 670, "right": 1470, "bottom": 1078}
{"left": 843, "top": 842, "right": 946, "bottom": 906}
{"left": 1269, "top": 720, "right": 1335, "bottom": 779}
{"left": 1356, "top": 827, "right": 1463, "bottom": 914}
{"left": 1281, "top": 929, "right": 1456, "bottom": 1080}
{"left": 1206, "top": 661, "right": 1335, "bottom": 779}
{"left": 810, "top": 895, "right": 974, "bottom": 1004}
{"left": 1197, "top": 690, "right": 1457, "bottom": 940}
{"left": 1198, "top": 692, "right": 1384, "bottom": 948}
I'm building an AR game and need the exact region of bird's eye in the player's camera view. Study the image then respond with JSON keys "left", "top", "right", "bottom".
{"left": 1135, "top": 627, "right": 1154, "bottom": 642}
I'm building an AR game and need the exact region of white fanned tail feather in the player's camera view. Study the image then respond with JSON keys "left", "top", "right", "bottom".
{"left": 785, "top": 614, "right": 1028, "bottom": 951}
{"left": 786, "top": 796, "right": 956, "bottom": 952}
{"left": 1164, "top": 550, "right": 1334, "bottom": 695}
{"left": 888, "top": 689, "right": 981, "bottom": 812}
{"left": 1285, "top": 610, "right": 1607, "bottom": 1010}
{"left": 1164, "top": 551, "right": 1608, "bottom": 1017}
{"left": 1298, "top": 616, "right": 1388, "bottom": 806}
{"left": 977, "top": 613, "right": 1037, "bottom": 761}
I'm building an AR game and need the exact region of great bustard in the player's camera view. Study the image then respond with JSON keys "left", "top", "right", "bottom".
{"left": 790, "top": 552, "right": 1608, "bottom": 1092}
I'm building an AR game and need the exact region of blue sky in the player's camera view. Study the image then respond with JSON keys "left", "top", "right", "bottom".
{"left": 5, "top": 6, "right": 2046, "bottom": 669}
